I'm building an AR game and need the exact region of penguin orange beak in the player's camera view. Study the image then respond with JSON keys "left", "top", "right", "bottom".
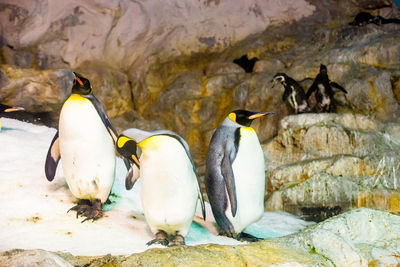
{"left": 76, "top": 77, "right": 84, "bottom": 86}
{"left": 131, "top": 154, "right": 140, "bottom": 167}
{"left": 73, "top": 72, "right": 84, "bottom": 86}
{"left": 249, "top": 111, "right": 275, "bottom": 119}
{"left": 4, "top": 107, "right": 24, "bottom": 112}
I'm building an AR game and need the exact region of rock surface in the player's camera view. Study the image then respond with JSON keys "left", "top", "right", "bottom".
{"left": 263, "top": 113, "right": 400, "bottom": 221}
{"left": 1, "top": 208, "right": 398, "bottom": 266}
{"left": 1, "top": 0, "right": 400, "bottom": 163}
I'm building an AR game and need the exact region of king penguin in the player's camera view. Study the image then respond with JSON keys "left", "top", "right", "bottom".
{"left": 305, "top": 64, "right": 347, "bottom": 113}
{"left": 272, "top": 73, "right": 311, "bottom": 114}
{"left": 205, "top": 110, "right": 274, "bottom": 241}
{"left": 0, "top": 104, "right": 24, "bottom": 131}
{"left": 116, "top": 128, "right": 206, "bottom": 246}
{"left": 45, "top": 72, "right": 125, "bottom": 222}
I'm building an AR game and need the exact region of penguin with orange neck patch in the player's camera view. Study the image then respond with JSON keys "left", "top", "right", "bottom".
{"left": 45, "top": 72, "right": 133, "bottom": 222}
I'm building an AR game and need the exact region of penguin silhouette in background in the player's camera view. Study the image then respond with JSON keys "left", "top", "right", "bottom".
{"left": 305, "top": 64, "right": 347, "bottom": 113}
{"left": 205, "top": 110, "right": 274, "bottom": 241}
{"left": 272, "top": 73, "right": 311, "bottom": 114}
{"left": 0, "top": 104, "right": 24, "bottom": 130}
{"left": 45, "top": 72, "right": 130, "bottom": 222}
{"left": 116, "top": 129, "right": 205, "bottom": 246}
{"left": 349, "top": 11, "right": 400, "bottom": 26}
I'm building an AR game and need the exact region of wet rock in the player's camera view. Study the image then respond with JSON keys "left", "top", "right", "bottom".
{"left": 263, "top": 113, "right": 400, "bottom": 219}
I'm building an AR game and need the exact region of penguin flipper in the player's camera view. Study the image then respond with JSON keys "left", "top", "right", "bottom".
{"left": 205, "top": 169, "right": 236, "bottom": 236}
{"left": 45, "top": 131, "right": 60, "bottom": 181}
{"left": 221, "top": 153, "right": 238, "bottom": 217}
{"left": 125, "top": 163, "right": 140, "bottom": 190}
{"left": 87, "top": 95, "right": 130, "bottom": 172}
{"left": 306, "top": 81, "right": 317, "bottom": 99}
{"left": 282, "top": 87, "right": 291, "bottom": 102}
{"left": 195, "top": 172, "right": 206, "bottom": 220}
{"left": 86, "top": 95, "right": 118, "bottom": 143}
{"left": 330, "top": 82, "right": 348, "bottom": 94}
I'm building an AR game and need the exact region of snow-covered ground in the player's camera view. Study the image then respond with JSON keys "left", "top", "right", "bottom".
{"left": 0, "top": 118, "right": 314, "bottom": 256}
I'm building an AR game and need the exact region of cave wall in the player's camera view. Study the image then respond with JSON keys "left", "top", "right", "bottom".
{"left": 1, "top": 0, "right": 399, "bottom": 167}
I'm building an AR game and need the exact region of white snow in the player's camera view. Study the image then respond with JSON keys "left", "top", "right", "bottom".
{"left": 0, "top": 118, "right": 314, "bottom": 256}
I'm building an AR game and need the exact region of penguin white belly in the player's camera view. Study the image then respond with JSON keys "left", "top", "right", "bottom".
{"left": 289, "top": 89, "right": 297, "bottom": 110}
{"left": 139, "top": 136, "right": 198, "bottom": 236}
{"left": 227, "top": 127, "right": 265, "bottom": 233}
{"left": 318, "top": 84, "right": 331, "bottom": 107}
{"left": 59, "top": 96, "right": 116, "bottom": 203}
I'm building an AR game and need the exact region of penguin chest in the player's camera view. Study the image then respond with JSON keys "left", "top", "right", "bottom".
{"left": 139, "top": 136, "right": 198, "bottom": 235}
{"left": 229, "top": 127, "right": 265, "bottom": 233}
{"left": 288, "top": 87, "right": 297, "bottom": 110}
{"left": 318, "top": 84, "right": 331, "bottom": 107}
{"left": 58, "top": 96, "right": 115, "bottom": 202}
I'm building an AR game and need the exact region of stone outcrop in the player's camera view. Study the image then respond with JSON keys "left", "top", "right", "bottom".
{"left": 263, "top": 113, "right": 400, "bottom": 221}
{"left": 1, "top": 209, "right": 398, "bottom": 266}
{"left": 1, "top": 1, "right": 400, "bottom": 163}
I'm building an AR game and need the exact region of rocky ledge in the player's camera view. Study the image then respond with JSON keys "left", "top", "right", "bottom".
{"left": 1, "top": 208, "right": 398, "bottom": 266}
{"left": 263, "top": 113, "right": 400, "bottom": 221}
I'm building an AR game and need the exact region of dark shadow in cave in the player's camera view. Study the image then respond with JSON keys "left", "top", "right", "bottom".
{"left": 233, "top": 55, "right": 259, "bottom": 73}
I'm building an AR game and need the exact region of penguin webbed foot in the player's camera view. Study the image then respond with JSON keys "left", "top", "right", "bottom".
{"left": 237, "top": 232, "right": 263, "bottom": 242}
{"left": 67, "top": 199, "right": 103, "bottom": 223}
{"left": 67, "top": 199, "right": 91, "bottom": 218}
{"left": 168, "top": 234, "right": 185, "bottom": 247}
{"left": 80, "top": 207, "right": 103, "bottom": 223}
{"left": 147, "top": 230, "right": 169, "bottom": 247}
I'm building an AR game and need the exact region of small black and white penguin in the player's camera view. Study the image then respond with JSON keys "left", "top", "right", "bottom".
{"left": 116, "top": 129, "right": 206, "bottom": 246}
{"left": 0, "top": 104, "right": 24, "bottom": 130}
{"left": 349, "top": 12, "right": 400, "bottom": 26}
{"left": 205, "top": 110, "right": 274, "bottom": 241}
{"left": 305, "top": 64, "right": 347, "bottom": 113}
{"left": 272, "top": 73, "right": 311, "bottom": 114}
{"left": 45, "top": 72, "right": 125, "bottom": 222}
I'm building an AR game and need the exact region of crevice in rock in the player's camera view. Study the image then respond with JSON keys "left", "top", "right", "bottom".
{"left": 233, "top": 55, "right": 259, "bottom": 73}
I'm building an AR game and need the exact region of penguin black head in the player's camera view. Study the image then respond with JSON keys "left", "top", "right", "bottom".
{"left": 72, "top": 72, "right": 92, "bottom": 95}
{"left": 228, "top": 110, "right": 275, "bottom": 127}
{"left": 0, "top": 104, "right": 24, "bottom": 114}
{"left": 319, "top": 64, "right": 327, "bottom": 75}
{"left": 271, "top": 73, "right": 288, "bottom": 84}
{"left": 116, "top": 134, "right": 140, "bottom": 168}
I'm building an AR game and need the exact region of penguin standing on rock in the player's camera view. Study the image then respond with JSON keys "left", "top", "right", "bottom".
{"left": 305, "top": 64, "right": 347, "bottom": 113}
{"left": 205, "top": 110, "right": 274, "bottom": 241}
{"left": 349, "top": 12, "right": 400, "bottom": 26}
{"left": 45, "top": 72, "right": 127, "bottom": 222}
{"left": 116, "top": 129, "right": 206, "bottom": 246}
{"left": 272, "top": 73, "right": 311, "bottom": 114}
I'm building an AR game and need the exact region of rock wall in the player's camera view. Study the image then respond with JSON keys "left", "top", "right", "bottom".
{"left": 1, "top": 0, "right": 400, "bottom": 165}
{"left": 263, "top": 113, "right": 400, "bottom": 221}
